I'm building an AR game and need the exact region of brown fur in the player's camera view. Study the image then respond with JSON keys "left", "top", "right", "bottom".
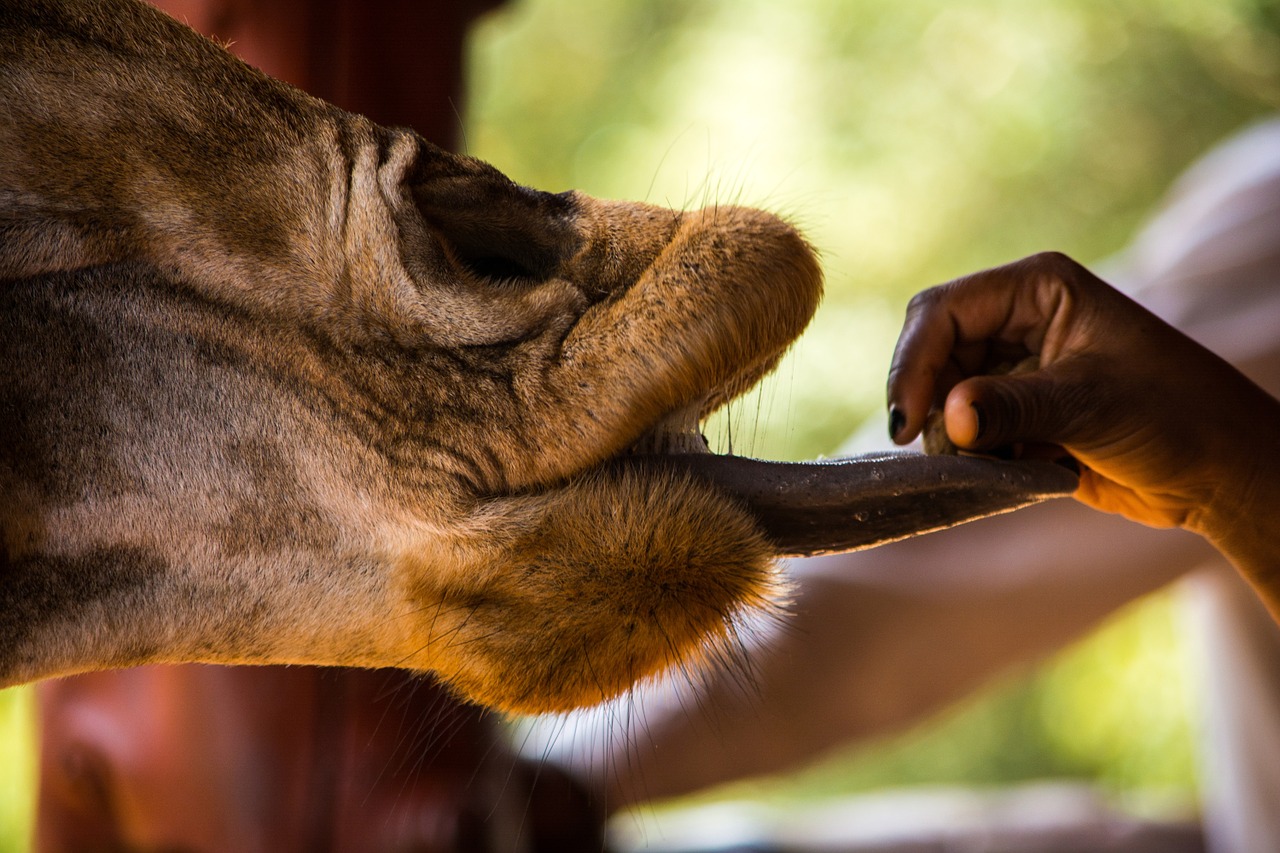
{"left": 0, "top": 0, "right": 821, "bottom": 714}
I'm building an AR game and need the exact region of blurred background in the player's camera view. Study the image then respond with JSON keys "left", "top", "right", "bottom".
{"left": 472, "top": 0, "right": 1276, "bottom": 834}
{"left": 3, "top": 0, "right": 1279, "bottom": 849}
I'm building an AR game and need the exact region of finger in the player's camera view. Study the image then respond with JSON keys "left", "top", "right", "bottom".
{"left": 886, "top": 286, "right": 958, "bottom": 444}
{"left": 888, "top": 259, "right": 1068, "bottom": 444}
{"left": 943, "top": 363, "right": 1095, "bottom": 452}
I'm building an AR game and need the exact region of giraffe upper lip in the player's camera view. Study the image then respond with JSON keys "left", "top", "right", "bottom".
{"left": 613, "top": 451, "right": 1079, "bottom": 556}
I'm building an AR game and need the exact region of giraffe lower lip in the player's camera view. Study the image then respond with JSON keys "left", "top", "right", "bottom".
{"left": 615, "top": 451, "right": 1079, "bottom": 557}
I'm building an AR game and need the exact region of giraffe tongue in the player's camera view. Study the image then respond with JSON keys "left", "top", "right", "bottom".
{"left": 620, "top": 452, "right": 1079, "bottom": 557}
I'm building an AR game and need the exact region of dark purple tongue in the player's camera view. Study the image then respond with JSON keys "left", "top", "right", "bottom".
{"left": 623, "top": 452, "right": 1079, "bottom": 557}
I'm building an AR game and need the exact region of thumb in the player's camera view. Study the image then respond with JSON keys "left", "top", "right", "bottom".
{"left": 943, "top": 366, "right": 1091, "bottom": 452}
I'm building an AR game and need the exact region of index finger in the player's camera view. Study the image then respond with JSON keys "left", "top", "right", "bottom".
{"left": 886, "top": 252, "right": 1077, "bottom": 444}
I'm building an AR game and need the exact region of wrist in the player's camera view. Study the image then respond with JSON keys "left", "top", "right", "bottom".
{"left": 1185, "top": 382, "right": 1280, "bottom": 612}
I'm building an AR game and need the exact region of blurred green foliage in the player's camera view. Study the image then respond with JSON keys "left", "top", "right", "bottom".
{"left": 468, "top": 0, "right": 1280, "bottom": 459}
{"left": 0, "top": 688, "right": 35, "bottom": 853}
{"left": 3, "top": 1, "right": 1279, "bottom": 849}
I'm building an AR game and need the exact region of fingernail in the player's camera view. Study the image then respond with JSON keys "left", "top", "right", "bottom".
{"left": 970, "top": 403, "right": 985, "bottom": 443}
{"left": 889, "top": 406, "right": 906, "bottom": 442}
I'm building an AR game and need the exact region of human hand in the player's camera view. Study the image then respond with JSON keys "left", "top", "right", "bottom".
{"left": 885, "top": 251, "right": 1279, "bottom": 535}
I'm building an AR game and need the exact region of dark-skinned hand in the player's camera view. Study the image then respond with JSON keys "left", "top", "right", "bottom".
{"left": 886, "top": 251, "right": 1280, "bottom": 617}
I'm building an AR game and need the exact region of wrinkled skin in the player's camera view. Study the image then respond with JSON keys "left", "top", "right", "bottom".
{"left": 0, "top": 0, "right": 821, "bottom": 713}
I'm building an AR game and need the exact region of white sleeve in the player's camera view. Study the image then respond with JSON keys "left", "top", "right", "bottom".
{"left": 1121, "top": 118, "right": 1280, "bottom": 385}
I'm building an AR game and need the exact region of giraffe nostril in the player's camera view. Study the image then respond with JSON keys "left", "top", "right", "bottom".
{"left": 446, "top": 239, "right": 543, "bottom": 284}
{"left": 411, "top": 171, "right": 579, "bottom": 288}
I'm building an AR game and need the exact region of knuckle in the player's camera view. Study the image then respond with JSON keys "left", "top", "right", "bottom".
{"left": 905, "top": 284, "right": 946, "bottom": 315}
{"left": 1030, "top": 249, "right": 1072, "bottom": 269}
{"left": 904, "top": 289, "right": 928, "bottom": 312}
{"left": 1027, "top": 250, "right": 1082, "bottom": 282}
